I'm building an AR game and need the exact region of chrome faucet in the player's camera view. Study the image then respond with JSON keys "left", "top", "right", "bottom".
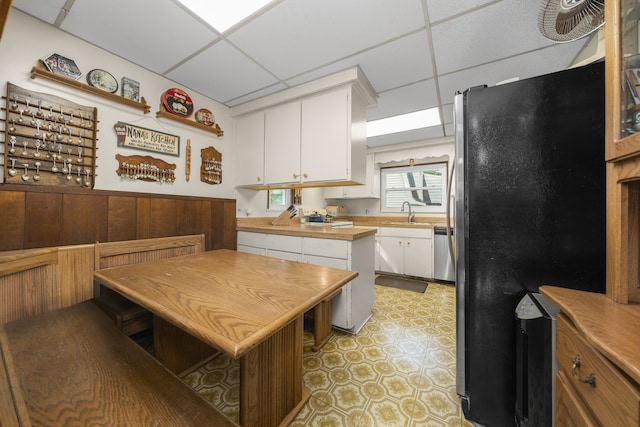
{"left": 401, "top": 201, "right": 414, "bottom": 223}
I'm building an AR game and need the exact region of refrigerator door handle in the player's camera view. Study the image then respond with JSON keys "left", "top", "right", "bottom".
{"left": 446, "top": 161, "right": 455, "bottom": 264}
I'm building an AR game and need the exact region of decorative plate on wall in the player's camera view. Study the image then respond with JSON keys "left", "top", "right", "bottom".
{"left": 161, "top": 88, "right": 194, "bottom": 118}
{"left": 86, "top": 69, "right": 118, "bottom": 93}
{"left": 195, "top": 108, "right": 215, "bottom": 126}
{"left": 43, "top": 53, "right": 82, "bottom": 80}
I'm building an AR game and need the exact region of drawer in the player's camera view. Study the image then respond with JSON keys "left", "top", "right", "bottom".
{"left": 237, "top": 231, "right": 266, "bottom": 248}
{"left": 556, "top": 314, "right": 640, "bottom": 426}
{"left": 303, "top": 237, "right": 348, "bottom": 259}
{"left": 302, "top": 254, "right": 348, "bottom": 270}
{"left": 378, "top": 227, "right": 432, "bottom": 239}
{"left": 266, "top": 234, "right": 303, "bottom": 253}
{"left": 555, "top": 371, "right": 598, "bottom": 426}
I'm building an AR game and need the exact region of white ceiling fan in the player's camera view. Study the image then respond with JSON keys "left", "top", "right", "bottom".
{"left": 538, "top": 0, "right": 605, "bottom": 42}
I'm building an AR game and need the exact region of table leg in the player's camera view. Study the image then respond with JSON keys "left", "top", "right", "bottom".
{"left": 312, "top": 288, "right": 341, "bottom": 351}
{"left": 239, "top": 316, "right": 310, "bottom": 427}
{"left": 154, "top": 316, "right": 218, "bottom": 376}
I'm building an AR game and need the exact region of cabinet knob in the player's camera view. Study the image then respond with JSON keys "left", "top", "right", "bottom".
{"left": 257, "top": 177, "right": 261, "bottom": 182}
{"left": 293, "top": 173, "right": 300, "bottom": 178}
{"left": 303, "top": 173, "right": 308, "bottom": 178}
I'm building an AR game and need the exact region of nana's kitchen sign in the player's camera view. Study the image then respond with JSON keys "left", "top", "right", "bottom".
{"left": 113, "top": 122, "right": 180, "bottom": 156}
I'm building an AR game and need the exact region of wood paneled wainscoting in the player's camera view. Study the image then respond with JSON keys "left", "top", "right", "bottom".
{"left": 0, "top": 184, "right": 236, "bottom": 251}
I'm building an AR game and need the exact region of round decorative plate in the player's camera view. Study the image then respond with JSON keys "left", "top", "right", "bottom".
{"left": 86, "top": 69, "right": 118, "bottom": 93}
{"left": 162, "top": 88, "right": 194, "bottom": 118}
{"left": 195, "top": 108, "right": 215, "bottom": 126}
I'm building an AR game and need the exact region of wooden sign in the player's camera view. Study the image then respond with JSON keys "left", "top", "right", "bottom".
{"left": 113, "top": 121, "right": 180, "bottom": 156}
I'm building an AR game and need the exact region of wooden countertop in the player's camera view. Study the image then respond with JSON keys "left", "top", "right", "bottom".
{"left": 237, "top": 218, "right": 377, "bottom": 240}
{"left": 540, "top": 285, "right": 640, "bottom": 384}
{"left": 94, "top": 249, "right": 358, "bottom": 358}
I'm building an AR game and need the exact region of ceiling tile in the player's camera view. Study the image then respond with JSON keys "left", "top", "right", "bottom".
{"left": 431, "top": 0, "right": 558, "bottom": 75}
{"left": 12, "top": 0, "right": 66, "bottom": 24}
{"left": 166, "top": 41, "right": 280, "bottom": 104}
{"left": 367, "top": 125, "right": 445, "bottom": 148}
{"left": 367, "top": 79, "right": 439, "bottom": 121}
{"left": 285, "top": 30, "right": 434, "bottom": 93}
{"left": 59, "top": 0, "right": 219, "bottom": 73}
{"left": 425, "top": 0, "right": 496, "bottom": 23}
{"left": 437, "top": 41, "right": 588, "bottom": 103}
{"left": 228, "top": 0, "right": 425, "bottom": 79}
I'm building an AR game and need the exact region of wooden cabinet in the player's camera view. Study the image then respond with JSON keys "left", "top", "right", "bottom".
{"left": 234, "top": 111, "right": 265, "bottom": 186}
{"left": 377, "top": 227, "right": 433, "bottom": 279}
{"left": 606, "top": 0, "right": 640, "bottom": 302}
{"left": 540, "top": 286, "right": 640, "bottom": 427}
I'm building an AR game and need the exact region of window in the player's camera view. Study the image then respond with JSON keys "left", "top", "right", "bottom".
{"left": 381, "top": 162, "right": 447, "bottom": 213}
{"left": 267, "top": 189, "right": 292, "bottom": 210}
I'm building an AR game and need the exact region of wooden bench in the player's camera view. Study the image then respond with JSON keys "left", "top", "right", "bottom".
{"left": 93, "top": 234, "right": 205, "bottom": 336}
{"left": 0, "top": 302, "right": 238, "bottom": 426}
{"left": 0, "top": 244, "right": 94, "bottom": 326}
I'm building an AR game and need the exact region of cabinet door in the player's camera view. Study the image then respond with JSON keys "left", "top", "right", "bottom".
{"left": 264, "top": 101, "right": 301, "bottom": 185}
{"left": 234, "top": 112, "right": 265, "bottom": 186}
{"left": 404, "top": 237, "right": 431, "bottom": 278}
{"left": 606, "top": 0, "right": 640, "bottom": 161}
{"left": 301, "top": 89, "right": 349, "bottom": 183}
{"left": 378, "top": 236, "right": 403, "bottom": 274}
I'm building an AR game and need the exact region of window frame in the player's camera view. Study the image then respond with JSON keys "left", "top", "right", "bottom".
{"left": 267, "top": 189, "right": 292, "bottom": 211}
{"left": 380, "top": 161, "right": 448, "bottom": 214}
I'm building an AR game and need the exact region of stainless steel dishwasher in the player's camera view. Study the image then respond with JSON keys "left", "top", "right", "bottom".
{"left": 434, "top": 226, "right": 455, "bottom": 282}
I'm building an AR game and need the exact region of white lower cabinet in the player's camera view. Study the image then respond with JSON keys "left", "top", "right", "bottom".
{"left": 237, "top": 231, "right": 374, "bottom": 332}
{"left": 377, "top": 227, "right": 434, "bottom": 279}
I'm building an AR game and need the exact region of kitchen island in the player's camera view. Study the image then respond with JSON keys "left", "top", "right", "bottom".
{"left": 236, "top": 218, "right": 376, "bottom": 334}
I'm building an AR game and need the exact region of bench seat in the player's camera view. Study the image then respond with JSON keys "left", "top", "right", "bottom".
{"left": 0, "top": 301, "right": 238, "bottom": 427}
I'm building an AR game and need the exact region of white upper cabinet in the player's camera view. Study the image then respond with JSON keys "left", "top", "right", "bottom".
{"left": 264, "top": 101, "right": 301, "bottom": 185}
{"left": 234, "top": 111, "right": 265, "bottom": 187}
{"left": 232, "top": 67, "right": 376, "bottom": 189}
{"left": 324, "top": 152, "right": 379, "bottom": 199}
{"left": 300, "top": 88, "right": 353, "bottom": 184}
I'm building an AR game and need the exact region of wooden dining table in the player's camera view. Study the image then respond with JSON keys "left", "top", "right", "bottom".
{"left": 93, "top": 249, "right": 358, "bottom": 427}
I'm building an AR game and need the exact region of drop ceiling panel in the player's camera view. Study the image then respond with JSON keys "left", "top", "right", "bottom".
{"left": 11, "top": 0, "right": 65, "bottom": 24}
{"left": 437, "top": 42, "right": 588, "bottom": 103}
{"left": 425, "top": 0, "right": 496, "bottom": 23}
{"left": 431, "top": 0, "right": 557, "bottom": 75}
{"left": 227, "top": 0, "right": 426, "bottom": 79}
{"left": 367, "top": 80, "right": 439, "bottom": 121}
{"left": 367, "top": 125, "right": 445, "bottom": 148}
{"left": 285, "top": 30, "right": 434, "bottom": 93}
{"left": 166, "top": 40, "right": 280, "bottom": 103}
{"left": 59, "top": 0, "right": 219, "bottom": 73}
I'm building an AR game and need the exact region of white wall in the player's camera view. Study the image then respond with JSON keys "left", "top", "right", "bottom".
{"left": 1, "top": 10, "right": 235, "bottom": 199}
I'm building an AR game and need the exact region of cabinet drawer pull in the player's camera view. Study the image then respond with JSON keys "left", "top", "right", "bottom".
{"left": 572, "top": 355, "right": 596, "bottom": 386}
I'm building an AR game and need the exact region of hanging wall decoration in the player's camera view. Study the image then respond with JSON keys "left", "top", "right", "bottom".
{"left": 113, "top": 121, "right": 179, "bottom": 156}
{"left": 3, "top": 82, "right": 98, "bottom": 188}
{"left": 200, "top": 146, "right": 221, "bottom": 185}
{"left": 115, "top": 153, "right": 176, "bottom": 183}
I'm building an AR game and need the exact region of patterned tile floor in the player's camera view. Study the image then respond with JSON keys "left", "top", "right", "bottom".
{"left": 183, "top": 282, "right": 473, "bottom": 426}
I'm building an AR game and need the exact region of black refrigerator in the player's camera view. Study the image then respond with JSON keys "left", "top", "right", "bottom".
{"left": 452, "top": 61, "right": 606, "bottom": 426}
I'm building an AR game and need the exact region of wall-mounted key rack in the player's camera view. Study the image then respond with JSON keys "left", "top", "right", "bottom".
{"left": 200, "top": 146, "right": 221, "bottom": 185}
{"left": 3, "top": 82, "right": 98, "bottom": 188}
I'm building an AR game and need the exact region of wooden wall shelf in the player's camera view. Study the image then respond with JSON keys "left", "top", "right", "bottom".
{"left": 30, "top": 64, "right": 150, "bottom": 114}
{"left": 155, "top": 109, "right": 224, "bottom": 137}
